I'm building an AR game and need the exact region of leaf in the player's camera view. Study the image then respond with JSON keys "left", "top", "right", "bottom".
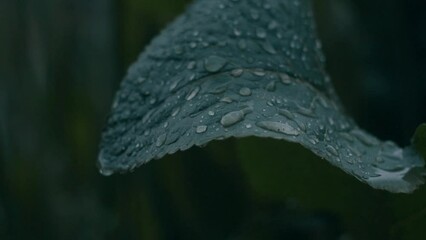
{"left": 98, "top": 0, "right": 425, "bottom": 193}
{"left": 413, "top": 123, "right": 426, "bottom": 160}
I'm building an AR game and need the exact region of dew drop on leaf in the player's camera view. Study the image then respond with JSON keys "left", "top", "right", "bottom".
{"left": 204, "top": 55, "right": 228, "bottom": 72}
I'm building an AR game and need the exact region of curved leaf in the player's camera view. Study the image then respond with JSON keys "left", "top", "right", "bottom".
{"left": 98, "top": 0, "right": 425, "bottom": 193}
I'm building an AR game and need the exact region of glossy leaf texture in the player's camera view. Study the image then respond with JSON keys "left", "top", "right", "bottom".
{"left": 98, "top": 0, "right": 425, "bottom": 193}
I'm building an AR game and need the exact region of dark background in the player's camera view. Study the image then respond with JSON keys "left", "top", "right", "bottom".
{"left": 1, "top": 0, "right": 426, "bottom": 239}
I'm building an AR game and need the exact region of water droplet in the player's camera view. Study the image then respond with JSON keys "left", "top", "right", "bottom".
{"left": 189, "top": 42, "right": 197, "bottom": 48}
{"left": 233, "top": 28, "right": 242, "bottom": 37}
{"left": 142, "top": 110, "right": 154, "bottom": 123}
{"left": 253, "top": 69, "right": 266, "bottom": 76}
{"left": 268, "top": 20, "right": 278, "bottom": 30}
{"left": 256, "top": 121, "right": 300, "bottom": 136}
{"left": 317, "top": 96, "right": 330, "bottom": 109}
{"left": 156, "top": 133, "right": 167, "bottom": 147}
{"left": 99, "top": 169, "right": 113, "bottom": 176}
{"left": 307, "top": 138, "right": 317, "bottom": 145}
{"left": 171, "top": 107, "right": 181, "bottom": 117}
{"left": 231, "top": 69, "right": 244, "bottom": 77}
{"left": 260, "top": 41, "right": 277, "bottom": 54}
{"left": 250, "top": 10, "right": 259, "bottom": 20}
{"left": 296, "top": 121, "right": 306, "bottom": 132}
{"left": 209, "top": 85, "right": 227, "bottom": 94}
{"left": 220, "top": 97, "right": 234, "bottom": 103}
{"left": 239, "top": 87, "right": 252, "bottom": 96}
{"left": 136, "top": 77, "right": 146, "bottom": 84}
{"left": 278, "top": 109, "right": 295, "bottom": 120}
{"left": 204, "top": 56, "right": 227, "bottom": 72}
{"left": 279, "top": 73, "right": 292, "bottom": 85}
{"left": 196, "top": 125, "right": 208, "bottom": 133}
{"left": 339, "top": 132, "right": 355, "bottom": 142}
{"left": 296, "top": 104, "right": 315, "bottom": 117}
{"left": 144, "top": 129, "right": 150, "bottom": 136}
{"left": 265, "top": 81, "right": 276, "bottom": 91}
{"left": 347, "top": 145, "right": 363, "bottom": 157}
{"left": 315, "top": 40, "right": 322, "bottom": 50}
{"left": 221, "top": 110, "right": 245, "bottom": 127}
{"left": 346, "top": 157, "right": 355, "bottom": 165}
{"left": 201, "top": 41, "right": 210, "bottom": 48}
{"left": 186, "top": 86, "right": 200, "bottom": 101}
{"left": 376, "top": 156, "right": 385, "bottom": 163}
{"left": 328, "top": 117, "right": 335, "bottom": 126}
{"left": 256, "top": 28, "right": 267, "bottom": 39}
{"left": 326, "top": 145, "right": 339, "bottom": 157}
{"left": 112, "top": 99, "right": 119, "bottom": 109}
{"left": 169, "top": 79, "right": 179, "bottom": 91}
{"left": 187, "top": 61, "right": 196, "bottom": 70}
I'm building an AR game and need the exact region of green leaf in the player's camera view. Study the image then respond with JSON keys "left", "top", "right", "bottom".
{"left": 98, "top": 0, "right": 425, "bottom": 193}
{"left": 413, "top": 123, "right": 426, "bottom": 159}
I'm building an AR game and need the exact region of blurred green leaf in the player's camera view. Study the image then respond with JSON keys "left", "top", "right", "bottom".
{"left": 413, "top": 123, "right": 426, "bottom": 159}
{"left": 236, "top": 137, "right": 394, "bottom": 240}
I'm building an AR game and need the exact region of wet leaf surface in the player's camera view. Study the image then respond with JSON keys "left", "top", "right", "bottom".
{"left": 99, "top": 0, "right": 425, "bottom": 193}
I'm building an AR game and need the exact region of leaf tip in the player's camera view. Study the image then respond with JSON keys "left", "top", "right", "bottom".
{"left": 97, "top": 149, "right": 116, "bottom": 176}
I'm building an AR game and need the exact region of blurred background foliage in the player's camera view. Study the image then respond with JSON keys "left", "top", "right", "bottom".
{"left": 1, "top": 0, "right": 426, "bottom": 239}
